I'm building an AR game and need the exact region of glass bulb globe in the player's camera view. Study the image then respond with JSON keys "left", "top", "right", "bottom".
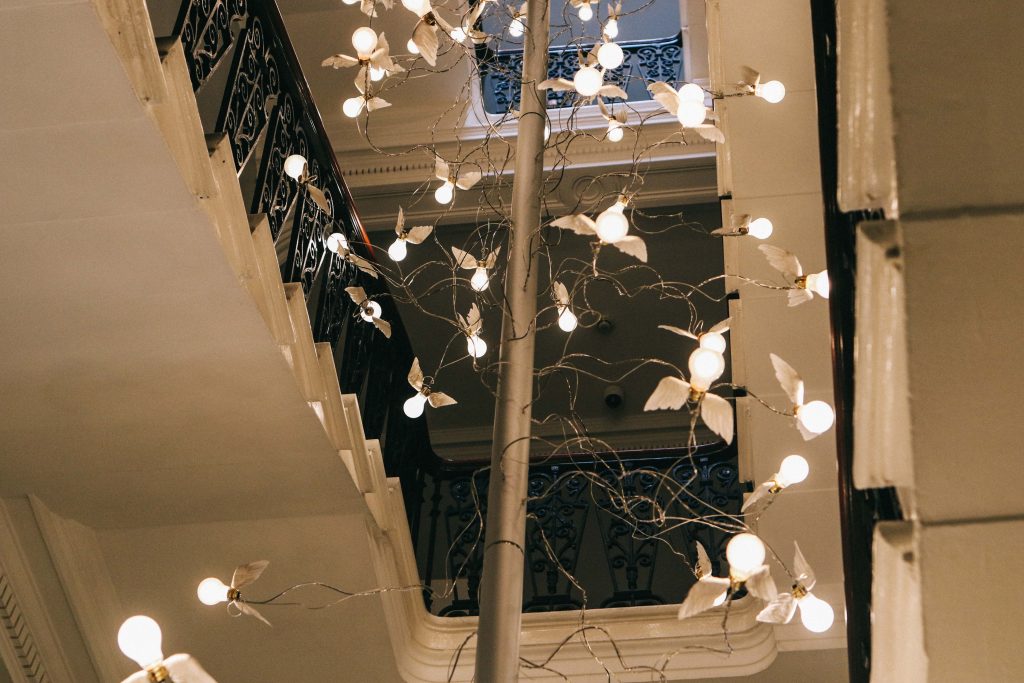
{"left": 775, "top": 454, "right": 810, "bottom": 488}
{"left": 677, "top": 83, "right": 704, "bottom": 103}
{"left": 403, "top": 393, "right": 427, "bottom": 418}
{"left": 470, "top": 267, "right": 490, "bottom": 291}
{"left": 342, "top": 0, "right": 358, "bottom": 4}
{"left": 805, "top": 270, "right": 830, "bottom": 298}
{"left": 352, "top": 27, "right": 378, "bottom": 55}
{"left": 342, "top": 96, "right": 364, "bottom": 118}
{"left": 798, "top": 593, "right": 835, "bottom": 633}
{"left": 360, "top": 300, "right": 382, "bottom": 322}
{"left": 369, "top": 66, "right": 386, "bottom": 81}
{"left": 797, "top": 400, "right": 835, "bottom": 435}
{"left": 388, "top": 238, "right": 408, "bottom": 262}
{"left": 450, "top": 26, "right": 467, "bottom": 42}
{"left": 401, "top": 0, "right": 429, "bottom": 16}
{"left": 726, "top": 533, "right": 765, "bottom": 580}
{"left": 509, "top": 17, "right": 525, "bottom": 37}
{"left": 676, "top": 100, "right": 707, "bottom": 127}
{"left": 603, "top": 17, "right": 618, "bottom": 39}
{"left": 597, "top": 42, "right": 624, "bottom": 70}
{"left": 434, "top": 181, "right": 454, "bottom": 204}
{"left": 595, "top": 205, "right": 629, "bottom": 243}
{"left": 283, "top": 154, "right": 306, "bottom": 180}
{"left": 466, "top": 334, "right": 487, "bottom": 358}
{"left": 699, "top": 331, "right": 726, "bottom": 354}
{"left": 756, "top": 79, "right": 786, "bottom": 104}
{"left": 407, "top": 38, "right": 420, "bottom": 54}
{"left": 607, "top": 120, "right": 624, "bottom": 142}
{"left": 747, "top": 216, "right": 774, "bottom": 239}
{"left": 557, "top": 307, "right": 578, "bottom": 332}
{"left": 118, "top": 616, "right": 164, "bottom": 670}
{"left": 688, "top": 348, "right": 725, "bottom": 384}
{"left": 197, "top": 577, "right": 231, "bottom": 605}
{"left": 573, "top": 66, "right": 603, "bottom": 97}
{"left": 578, "top": 3, "right": 593, "bottom": 21}
{"left": 326, "top": 232, "right": 347, "bottom": 254}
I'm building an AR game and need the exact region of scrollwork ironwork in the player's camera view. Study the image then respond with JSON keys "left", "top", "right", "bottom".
{"left": 174, "top": 0, "right": 247, "bottom": 90}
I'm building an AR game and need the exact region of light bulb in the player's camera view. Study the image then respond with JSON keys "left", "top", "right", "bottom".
{"left": 578, "top": 3, "right": 593, "bottom": 21}
{"left": 351, "top": 27, "right": 378, "bottom": 55}
{"left": 688, "top": 348, "right": 725, "bottom": 384}
{"left": 699, "top": 331, "right": 726, "bottom": 354}
{"left": 360, "top": 300, "right": 382, "bottom": 322}
{"left": 595, "top": 205, "right": 629, "bottom": 243}
{"left": 557, "top": 307, "right": 578, "bottom": 332}
{"left": 403, "top": 393, "right": 427, "bottom": 418}
{"left": 677, "top": 83, "right": 704, "bottom": 103}
{"left": 797, "top": 400, "right": 835, "bottom": 435}
{"left": 805, "top": 270, "right": 830, "bottom": 298}
{"left": 756, "top": 79, "right": 786, "bottom": 104}
{"left": 573, "top": 66, "right": 603, "bottom": 97}
{"left": 544, "top": 122, "right": 551, "bottom": 142}
{"left": 283, "top": 154, "right": 306, "bottom": 180}
{"left": 470, "top": 267, "right": 490, "bottom": 291}
{"left": 326, "top": 231, "right": 347, "bottom": 254}
{"left": 726, "top": 533, "right": 765, "bottom": 580}
{"left": 434, "top": 181, "right": 454, "bottom": 204}
{"left": 712, "top": 590, "right": 728, "bottom": 607}
{"left": 775, "top": 454, "right": 809, "bottom": 488}
{"left": 466, "top": 334, "right": 487, "bottom": 358}
{"left": 369, "top": 66, "right": 386, "bottom": 81}
{"left": 117, "top": 616, "right": 164, "bottom": 670}
{"left": 342, "top": 0, "right": 358, "bottom": 4}
{"left": 509, "top": 17, "right": 525, "bottom": 37}
{"left": 747, "top": 217, "right": 773, "bottom": 239}
{"left": 388, "top": 238, "right": 408, "bottom": 261}
{"left": 603, "top": 17, "right": 618, "bottom": 39}
{"left": 676, "top": 100, "right": 707, "bottom": 127}
{"left": 597, "top": 42, "right": 623, "bottom": 70}
{"left": 197, "top": 577, "right": 231, "bottom": 605}
{"left": 407, "top": 38, "right": 420, "bottom": 54}
{"left": 450, "top": 26, "right": 467, "bottom": 42}
{"left": 342, "top": 96, "right": 364, "bottom": 118}
{"left": 798, "top": 593, "right": 835, "bottom": 633}
{"left": 401, "top": 0, "right": 429, "bottom": 16}
{"left": 607, "top": 120, "right": 624, "bottom": 142}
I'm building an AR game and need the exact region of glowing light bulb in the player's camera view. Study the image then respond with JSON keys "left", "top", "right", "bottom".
{"left": 747, "top": 217, "right": 773, "bottom": 239}
{"left": 403, "top": 393, "right": 427, "bottom": 418}
{"left": 798, "top": 593, "right": 835, "bottom": 633}
{"left": 677, "top": 83, "right": 704, "bottom": 103}
{"left": 595, "top": 204, "right": 629, "bottom": 243}
{"left": 360, "top": 300, "right": 382, "bottom": 322}
{"left": 573, "top": 66, "right": 603, "bottom": 97}
{"left": 283, "top": 154, "right": 306, "bottom": 180}
{"left": 557, "top": 307, "right": 578, "bottom": 332}
{"left": 597, "top": 42, "right": 623, "bottom": 70}
{"left": 351, "top": 27, "right": 378, "bottom": 55}
{"left": 755, "top": 79, "right": 786, "bottom": 104}
{"left": 688, "top": 348, "right": 725, "bottom": 384}
{"left": 544, "top": 122, "right": 551, "bottom": 142}
{"left": 603, "top": 17, "right": 618, "bottom": 39}
{"left": 775, "top": 454, "right": 809, "bottom": 488}
{"left": 450, "top": 26, "right": 467, "bottom": 42}
{"left": 407, "top": 38, "right": 420, "bottom": 54}
{"left": 197, "top": 577, "right": 231, "bottom": 605}
{"left": 342, "top": 0, "right": 358, "bottom": 5}
{"left": 607, "top": 119, "right": 624, "bottom": 142}
{"left": 797, "top": 400, "right": 835, "bottom": 435}
{"left": 434, "top": 181, "right": 454, "bottom": 204}
{"left": 369, "top": 66, "right": 386, "bottom": 81}
{"left": 712, "top": 591, "right": 728, "bottom": 607}
{"left": 388, "top": 238, "right": 408, "bottom": 262}
{"left": 401, "top": 0, "right": 429, "bottom": 16}
{"left": 117, "top": 616, "right": 164, "bottom": 670}
{"left": 726, "top": 533, "right": 765, "bottom": 580}
{"left": 470, "top": 267, "right": 490, "bottom": 291}
{"left": 326, "top": 231, "right": 347, "bottom": 253}
{"left": 699, "top": 331, "right": 726, "bottom": 354}
{"left": 578, "top": 3, "right": 592, "bottom": 21}
{"left": 509, "top": 16, "right": 525, "bottom": 37}
{"left": 676, "top": 100, "right": 707, "bottom": 127}
{"left": 466, "top": 334, "right": 487, "bottom": 358}
{"left": 342, "top": 96, "right": 365, "bottom": 118}
{"left": 805, "top": 270, "right": 830, "bottom": 298}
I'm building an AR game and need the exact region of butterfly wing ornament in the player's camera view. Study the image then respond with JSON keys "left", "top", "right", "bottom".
{"left": 347, "top": 252, "right": 379, "bottom": 278}
{"left": 537, "top": 77, "right": 577, "bottom": 92}
{"left": 699, "top": 392, "right": 735, "bottom": 445}
{"left": 694, "top": 124, "right": 725, "bottom": 143}
{"left": 709, "top": 318, "right": 731, "bottom": 335}
{"left": 426, "top": 391, "right": 457, "bottom": 408}
{"left": 741, "top": 481, "right": 775, "bottom": 513}
{"left": 648, "top": 81, "right": 680, "bottom": 116}
{"left": 759, "top": 244, "right": 803, "bottom": 280}
{"left": 371, "top": 317, "right": 392, "bottom": 338}
{"left": 744, "top": 565, "right": 779, "bottom": 602}
{"left": 369, "top": 33, "right": 403, "bottom": 74}
{"left": 305, "top": 182, "right": 331, "bottom": 214}
{"left": 455, "top": 169, "right": 482, "bottom": 191}
{"left": 451, "top": 246, "right": 479, "bottom": 269}
{"left": 658, "top": 324, "right": 699, "bottom": 341}
{"left": 598, "top": 83, "right": 628, "bottom": 100}
{"left": 678, "top": 575, "right": 731, "bottom": 619}
{"left": 756, "top": 592, "right": 797, "bottom": 625}
{"left": 695, "top": 541, "right": 713, "bottom": 578}
{"left": 481, "top": 246, "right": 501, "bottom": 268}
{"left": 711, "top": 214, "right": 751, "bottom": 237}
{"left": 552, "top": 214, "right": 598, "bottom": 236}
{"left": 553, "top": 281, "right": 571, "bottom": 307}
{"left": 229, "top": 561, "right": 272, "bottom": 626}
{"left": 458, "top": 303, "right": 483, "bottom": 336}
{"left": 321, "top": 53, "right": 360, "bottom": 69}
{"left": 770, "top": 353, "right": 805, "bottom": 407}
{"left": 408, "top": 357, "right": 424, "bottom": 392}
{"left": 643, "top": 376, "right": 691, "bottom": 411}
{"left": 404, "top": 224, "right": 433, "bottom": 244}
{"left": 345, "top": 285, "right": 367, "bottom": 306}
{"left": 412, "top": 18, "right": 440, "bottom": 66}
{"left": 793, "top": 541, "right": 816, "bottom": 591}
{"left": 609, "top": 235, "right": 648, "bottom": 263}
{"left": 434, "top": 157, "right": 450, "bottom": 182}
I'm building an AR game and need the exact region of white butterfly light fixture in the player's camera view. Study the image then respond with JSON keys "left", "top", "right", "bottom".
{"left": 404, "top": 357, "right": 458, "bottom": 417}
{"left": 452, "top": 245, "right": 501, "bottom": 291}
{"left": 770, "top": 353, "right": 836, "bottom": 439}
{"left": 403, "top": 0, "right": 455, "bottom": 66}
{"left": 552, "top": 200, "right": 648, "bottom": 263}
{"left": 648, "top": 82, "right": 724, "bottom": 143}
{"left": 603, "top": 1, "right": 621, "bottom": 38}
{"left": 571, "top": 0, "right": 594, "bottom": 21}
{"left": 741, "top": 66, "right": 786, "bottom": 104}
{"left": 433, "top": 157, "right": 482, "bottom": 204}
{"left": 742, "top": 454, "right": 810, "bottom": 514}
{"left": 757, "top": 543, "right": 835, "bottom": 633}
{"left": 458, "top": 303, "right": 487, "bottom": 357}
{"left": 678, "top": 533, "right": 778, "bottom": 619}
{"left": 340, "top": 67, "right": 392, "bottom": 118}
{"left": 346, "top": 286, "right": 393, "bottom": 337}
{"left": 711, "top": 213, "right": 774, "bottom": 240}
{"left": 326, "top": 229, "right": 379, "bottom": 278}
{"left": 388, "top": 208, "right": 433, "bottom": 261}
{"left": 759, "top": 244, "right": 829, "bottom": 305}
{"left": 283, "top": 154, "right": 332, "bottom": 214}
{"left": 538, "top": 44, "right": 629, "bottom": 101}
{"left": 196, "top": 560, "right": 272, "bottom": 626}
{"left": 321, "top": 29, "right": 403, "bottom": 84}
{"left": 508, "top": 2, "right": 527, "bottom": 37}
{"left": 643, "top": 349, "right": 733, "bottom": 444}
{"left": 552, "top": 280, "right": 578, "bottom": 331}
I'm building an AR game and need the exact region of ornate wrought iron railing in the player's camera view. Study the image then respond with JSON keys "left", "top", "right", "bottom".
{"left": 477, "top": 32, "right": 684, "bottom": 114}
{"left": 408, "top": 442, "right": 742, "bottom": 616}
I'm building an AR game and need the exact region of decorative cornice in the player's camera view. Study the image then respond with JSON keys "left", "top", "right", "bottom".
{"left": 0, "top": 573, "right": 49, "bottom": 683}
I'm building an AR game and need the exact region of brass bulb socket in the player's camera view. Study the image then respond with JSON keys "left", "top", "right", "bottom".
{"left": 145, "top": 663, "right": 170, "bottom": 682}
{"left": 792, "top": 583, "right": 808, "bottom": 600}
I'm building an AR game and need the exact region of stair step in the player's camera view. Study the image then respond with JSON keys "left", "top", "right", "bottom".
{"left": 249, "top": 215, "right": 295, "bottom": 346}
{"left": 283, "top": 283, "right": 327, "bottom": 405}
{"left": 91, "top": 0, "right": 166, "bottom": 104}
{"left": 201, "top": 133, "right": 262, "bottom": 285}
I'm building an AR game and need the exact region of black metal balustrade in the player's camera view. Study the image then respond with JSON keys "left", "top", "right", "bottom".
{"left": 477, "top": 32, "right": 683, "bottom": 114}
